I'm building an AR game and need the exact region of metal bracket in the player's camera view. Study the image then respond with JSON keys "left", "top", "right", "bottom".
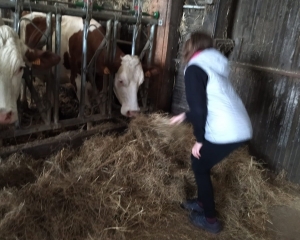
{"left": 205, "top": 0, "right": 214, "bottom": 4}
{"left": 158, "top": 19, "right": 163, "bottom": 26}
{"left": 189, "top": 0, "right": 214, "bottom": 5}
{"left": 196, "top": 0, "right": 214, "bottom": 4}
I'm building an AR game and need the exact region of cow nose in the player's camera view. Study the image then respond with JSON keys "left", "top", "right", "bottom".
{"left": 0, "top": 110, "right": 14, "bottom": 124}
{"left": 126, "top": 110, "right": 140, "bottom": 118}
{"left": 1, "top": 111, "right": 12, "bottom": 120}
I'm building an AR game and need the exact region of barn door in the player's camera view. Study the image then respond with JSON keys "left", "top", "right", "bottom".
{"left": 171, "top": 0, "right": 235, "bottom": 114}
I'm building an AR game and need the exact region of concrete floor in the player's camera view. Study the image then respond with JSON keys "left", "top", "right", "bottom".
{"left": 268, "top": 197, "right": 300, "bottom": 240}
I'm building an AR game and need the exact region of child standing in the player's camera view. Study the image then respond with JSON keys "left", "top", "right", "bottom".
{"left": 170, "top": 31, "right": 252, "bottom": 234}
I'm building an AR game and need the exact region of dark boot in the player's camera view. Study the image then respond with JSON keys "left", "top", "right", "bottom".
{"left": 180, "top": 198, "right": 204, "bottom": 213}
{"left": 189, "top": 211, "right": 222, "bottom": 234}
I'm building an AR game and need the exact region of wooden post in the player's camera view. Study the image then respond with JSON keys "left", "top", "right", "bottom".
{"left": 148, "top": 0, "right": 185, "bottom": 112}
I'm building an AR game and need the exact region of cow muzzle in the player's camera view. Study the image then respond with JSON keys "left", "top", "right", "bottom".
{"left": 126, "top": 110, "right": 140, "bottom": 118}
{"left": 0, "top": 109, "right": 17, "bottom": 125}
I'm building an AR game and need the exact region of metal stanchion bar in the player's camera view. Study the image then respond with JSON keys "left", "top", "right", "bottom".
{"left": 46, "top": 12, "right": 52, "bottom": 124}
{"left": 54, "top": 12, "right": 61, "bottom": 124}
{"left": 131, "top": 0, "right": 142, "bottom": 56}
{"left": 131, "top": 25, "right": 137, "bottom": 55}
{"left": 113, "top": 20, "right": 119, "bottom": 60}
{"left": 107, "top": 19, "right": 117, "bottom": 116}
{"left": 79, "top": 15, "right": 90, "bottom": 117}
{"left": 12, "top": 0, "right": 20, "bottom": 32}
{"left": 0, "top": 1, "right": 158, "bottom": 25}
{"left": 14, "top": 0, "right": 28, "bottom": 113}
{"left": 100, "top": 19, "right": 112, "bottom": 116}
{"left": 147, "top": 24, "right": 156, "bottom": 66}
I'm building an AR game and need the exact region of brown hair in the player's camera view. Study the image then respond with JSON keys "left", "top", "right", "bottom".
{"left": 181, "top": 31, "right": 213, "bottom": 65}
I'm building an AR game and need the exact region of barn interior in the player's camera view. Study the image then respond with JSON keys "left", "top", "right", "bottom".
{"left": 0, "top": 0, "right": 300, "bottom": 239}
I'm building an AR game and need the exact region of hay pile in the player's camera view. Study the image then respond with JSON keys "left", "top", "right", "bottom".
{"left": 0, "top": 114, "right": 295, "bottom": 240}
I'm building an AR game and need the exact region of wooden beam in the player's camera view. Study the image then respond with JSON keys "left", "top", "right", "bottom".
{"left": 0, "top": 124, "right": 127, "bottom": 159}
{"left": 148, "top": 0, "right": 185, "bottom": 112}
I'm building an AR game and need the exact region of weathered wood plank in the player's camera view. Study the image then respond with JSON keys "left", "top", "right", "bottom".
{"left": 0, "top": 124, "right": 127, "bottom": 159}
{"left": 172, "top": 0, "right": 300, "bottom": 183}
{"left": 147, "top": 0, "right": 184, "bottom": 112}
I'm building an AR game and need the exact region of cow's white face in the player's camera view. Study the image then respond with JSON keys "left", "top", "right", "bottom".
{"left": 0, "top": 25, "right": 26, "bottom": 124}
{"left": 0, "top": 24, "right": 60, "bottom": 125}
{"left": 114, "top": 55, "right": 144, "bottom": 117}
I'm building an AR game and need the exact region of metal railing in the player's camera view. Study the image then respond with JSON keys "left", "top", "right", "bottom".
{"left": 0, "top": 0, "right": 158, "bottom": 140}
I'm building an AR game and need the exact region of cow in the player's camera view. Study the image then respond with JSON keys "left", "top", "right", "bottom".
{"left": 20, "top": 12, "right": 149, "bottom": 117}
{"left": 0, "top": 19, "right": 60, "bottom": 125}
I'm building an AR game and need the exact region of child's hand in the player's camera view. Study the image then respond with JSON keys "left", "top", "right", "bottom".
{"left": 169, "top": 113, "right": 186, "bottom": 125}
{"left": 192, "top": 142, "right": 203, "bottom": 159}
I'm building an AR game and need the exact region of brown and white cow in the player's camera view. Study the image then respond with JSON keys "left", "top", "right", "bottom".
{"left": 0, "top": 20, "right": 60, "bottom": 125}
{"left": 20, "top": 12, "right": 147, "bottom": 117}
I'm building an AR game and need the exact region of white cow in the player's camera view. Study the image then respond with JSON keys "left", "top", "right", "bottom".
{"left": 20, "top": 12, "right": 146, "bottom": 117}
{"left": 0, "top": 21, "right": 60, "bottom": 124}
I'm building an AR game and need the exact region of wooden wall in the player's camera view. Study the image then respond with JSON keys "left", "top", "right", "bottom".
{"left": 171, "top": 0, "right": 300, "bottom": 183}
{"left": 229, "top": 0, "right": 300, "bottom": 183}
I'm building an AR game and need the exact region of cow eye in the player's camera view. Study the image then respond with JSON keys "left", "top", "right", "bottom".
{"left": 16, "top": 66, "right": 25, "bottom": 75}
{"left": 119, "top": 80, "right": 123, "bottom": 84}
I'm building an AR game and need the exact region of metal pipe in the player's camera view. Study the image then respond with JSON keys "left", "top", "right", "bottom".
{"left": 79, "top": 14, "right": 90, "bottom": 117}
{"left": 1, "top": 17, "right": 13, "bottom": 23}
{"left": 0, "top": 1, "right": 159, "bottom": 25}
{"left": 46, "top": 12, "right": 53, "bottom": 124}
{"left": 136, "top": 24, "right": 142, "bottom": 55}
{"left": 107, "top": 20, "right": 116, "bottom": 116}
{"left": 113, "top": 20, "right": 119, "bottom": 60}
{"left": 13, "top": 0, "right": 28, "bottom": 110}
{"left": 100, "top": 19, "right": 112, "bottom": 116}
{"left": 147, "top": 24, "right": 156, "bottom": 66}
{"left": 12, "top": 0, "right": 21, "bottom": 32}
{"left": 230, "top": 62, "right": 300, "bottom": 78}
{"left": 131, "top": 25, "right": 137, "bottom": 55}
{"left": 131, "top": 0, "right": 142, "bottom": 56}
{"left": 139, "top": 39, "right": 150, "bottom": 60}
{"left": 80, "top": 1, "right": 93, "bottom": 124}
{"left": 54, "top": 12, "right": 61, "bottom": 124}
{"left": 116, "top": 39, "right": 132, "bottom": 45}
{"left": 184, "top": 0, "right": 214, "bottom": 6}
{"left": 46, "top": 12, "right": 53, "bottom": 60}
{"left": 105, "top": 20, "right": 112, "bottom": 63}
{"left": 183, "top": 5, "right": 206, "bottom": 10}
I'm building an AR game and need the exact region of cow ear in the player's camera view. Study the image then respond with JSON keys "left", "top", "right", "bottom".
{"left": 25, "top": 49, "right": 61, "bottom": 70}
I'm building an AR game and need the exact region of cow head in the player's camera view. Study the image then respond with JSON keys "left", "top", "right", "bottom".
{"left": 0, "top": 24, "right": 60, "bottom": 125}
{"left": 114, "top": 55, "right": 144, "bottom": 117}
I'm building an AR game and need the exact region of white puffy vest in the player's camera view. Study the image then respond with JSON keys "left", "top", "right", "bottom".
{"left": 185, "top": 48, "right": 253, "bottom": 144}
